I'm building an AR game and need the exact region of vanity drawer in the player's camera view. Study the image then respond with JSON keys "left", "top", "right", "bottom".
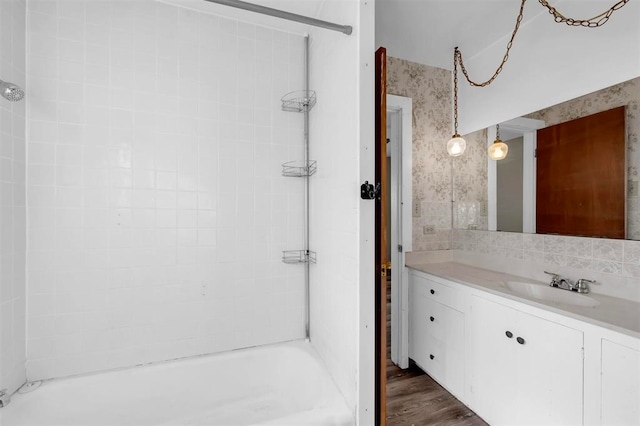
{"left": 413, "top": 295, "right": 452, "bottom": 341}
{"left": 409, "top": 291, "right": 465, "bottom": 398}
{"left": 411, "top": 273, "right": 463, "bottom": 311}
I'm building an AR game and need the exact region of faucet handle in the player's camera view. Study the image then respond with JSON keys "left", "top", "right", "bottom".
{"left": 544, "top": 271, "right": 561, "bottom": 285}
{"left": 0, "top": 388, "right": 10, "bottom": 408}
{"left": 575, "top": 278, "right": 595, "bottom": 294}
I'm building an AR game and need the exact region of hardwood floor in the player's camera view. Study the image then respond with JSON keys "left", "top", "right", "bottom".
{"left": 385, "top": 278, "right": 488, "bottom": 426}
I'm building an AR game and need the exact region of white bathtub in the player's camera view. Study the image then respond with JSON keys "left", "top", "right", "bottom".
{"left": 0, "top": 341, "right": 354, "bottom": 426}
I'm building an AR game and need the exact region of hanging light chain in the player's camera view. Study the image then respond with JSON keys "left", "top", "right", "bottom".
{"left": 452, "top": 48, "right": 460, "bottom": 135}
{"left": 456, "top": 0, "right": 527, "bottom": 88}
{"left": 496, "top": 124, "right": 501, "bottom": 140}
{"left": 455, "top": 0, "right": 629, "bottom": 88}
{"left": 538, "top": 0, "right": 629, "bottom": 27}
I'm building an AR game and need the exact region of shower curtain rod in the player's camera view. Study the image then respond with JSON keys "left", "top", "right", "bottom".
{"left": 203, "top": 0, "right": 353, "bottom": 35}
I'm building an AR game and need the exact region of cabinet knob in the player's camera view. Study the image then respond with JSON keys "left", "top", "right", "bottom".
{"left": 505, "top": 331, "right": 513, "bottom": 338}
{"left": 430, "top": 289, "right": 435, "bottom": 295}
{"left": 430, "top": 316, "right": 435, "bottom": 322}
{"left": 429, "top": 354, "right": 435, "bottom": 360}
{"left": 517, "top": 337, "right": 525, "bottom": 345}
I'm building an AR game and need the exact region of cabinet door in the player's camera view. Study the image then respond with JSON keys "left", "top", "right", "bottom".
{"left": 468, "top": 295, "right": 583, "bottom": 426}
{"left": 515, "top": 308, "right": 583, "bottom": 426}
{"left": 468, "top": 295, "right": 519, "bottom": 425}
{"left": 601, "top": 340, "right": 640, "bottom": 426}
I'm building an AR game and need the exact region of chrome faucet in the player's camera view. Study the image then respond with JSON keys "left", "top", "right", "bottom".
{"left": 544, "top": 271, "right": 594, "bottom": 294}
{"left": 574, "top": 278, "right": 595, "bottom": 294}
{"left": 0, "top": 388, "right": 10, "bottom": 408}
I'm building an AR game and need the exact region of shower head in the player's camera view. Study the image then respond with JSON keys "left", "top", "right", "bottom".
{"left": 0, "top": 80, "right": 25, "bottom": 102}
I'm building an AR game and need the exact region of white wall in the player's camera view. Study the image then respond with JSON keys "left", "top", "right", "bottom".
{"left": 309, "top": 0, "right": 375, "bottom": 421}
{"left": 26, "top": 0, "right": 307, "bottom": 380}
{"left": 458, "top": 0, "right": 640, "bottom": 134}
{"left": 0, "top": 0, "right": 26, "bottom": 396}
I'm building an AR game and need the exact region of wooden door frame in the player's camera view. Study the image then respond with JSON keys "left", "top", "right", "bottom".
{"left": 387, "top": 95, "right": 412, "bottom": 370}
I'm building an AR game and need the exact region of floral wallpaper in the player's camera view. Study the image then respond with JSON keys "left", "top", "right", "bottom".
{"left": 386, "top": 57, "right": 453, "bottom": 250}
{"left": 526, "top": 77, "right": 640, "bottom": 240}
{"left": 453, "top": 128, "right": 488, "bottom": 231}
{"left": 387, "top": 57, "right": 639, "bottom": 259}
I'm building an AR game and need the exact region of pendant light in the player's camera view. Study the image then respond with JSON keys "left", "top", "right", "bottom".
{"left": 447, "top": 47, "right": 466, "bottom": 157}
{"left": 447, "top": 0, "right": 627, "bottom": 159}
{"left": 488, "top": 124, "right": 509, "bottom": 160}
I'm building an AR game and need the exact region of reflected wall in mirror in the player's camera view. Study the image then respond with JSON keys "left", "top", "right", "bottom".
{"left": 453, "top": 76, "right": 639, "bottom": 241}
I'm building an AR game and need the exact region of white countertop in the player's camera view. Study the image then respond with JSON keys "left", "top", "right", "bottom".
{"left": 406, "top": 261, "right": 640, "bottom": 339}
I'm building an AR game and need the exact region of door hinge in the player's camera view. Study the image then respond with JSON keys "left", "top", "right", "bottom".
{"left": 398, "top": 244, "right": 403, "bottom": 253}
{"left": 360, "top": 181, "right": 381, "bottom": 200}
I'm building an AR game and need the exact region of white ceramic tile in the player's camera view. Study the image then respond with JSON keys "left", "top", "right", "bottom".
{"left": 564, "top": 236, "right": 594, "bottom": 258}
{"left": 1, "top": 0, "right": 27, "bottom": 395}
{"left": 522, "top": 233, "right": 544, "bottom": 252}
{"left": 566, "top": 255, "right": 593, "bottom": 270}
{"left": 624, "top": 240, "right": 640, "bottom": 264}
{"left": 623, "top": 263, "right": 640, "bottom": 278}
{"left": 593, "top": 239, "right": 624, "bottom": 261}
{"left": 25, "top": 0, "right": 307, "bottom": 383}
{"left": 543, "top": 235, "right": 566, "bottom": 254}
{"left": 591, "top": 259, "right": 624, "bottom": 275}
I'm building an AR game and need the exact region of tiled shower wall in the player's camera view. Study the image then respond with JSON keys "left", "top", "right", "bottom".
{"left": 0, "top": 0, "right": 27, "bottom": 396}
{"left": 26, "top": 0, "right": 306, "bottom": 380}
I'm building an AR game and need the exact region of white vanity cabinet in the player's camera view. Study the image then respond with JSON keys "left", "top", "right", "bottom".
{"left": 600, "top": 339, "right": 640, "bottom": 425}
{"left": 467, "top": 294, "right": 583, "bottom": 426}
{"left": 407, "top": 264, "right": 640, "bottom": 426}
{"left": 409, "top": 271, "right": 465, "bottom": 399}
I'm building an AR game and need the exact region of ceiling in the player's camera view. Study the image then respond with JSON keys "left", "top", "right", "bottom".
{"left": 376, "top": 0, "right": 530, "bottom": 70}
{"left": 163, "top": 0, "right": 633, "bottom": 71}
{"left": 376, "top": 0, "right": 635, "bottom": 70}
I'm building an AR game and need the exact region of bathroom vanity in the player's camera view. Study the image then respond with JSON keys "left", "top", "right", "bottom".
{"left": 407, "top": 262, "right": 640, "bottom": 426}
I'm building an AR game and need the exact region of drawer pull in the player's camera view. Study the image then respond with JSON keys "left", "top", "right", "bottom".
{"left": 430, "top": 316, "right": 435, "bottom": 322}
{"left": 429, "top": 354, "right": 435, "bottom": 360}
{"left": 505, "top": 331, "right": 513, "bottom": 338}
{"left": 430, "top": 289, "right": 435, "bottom": 295}
{"left": 517, "top": 337, "right": 526, "bottom": 345}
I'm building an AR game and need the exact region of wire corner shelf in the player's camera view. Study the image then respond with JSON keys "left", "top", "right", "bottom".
{"left": 282, "top": 250, "right": 317, "bottom": 264}
{"left": 281, "top": 90, "right": 317, "bottom": 112}
{"left": 282, "top": 160, "right": 317, "bottom": 177}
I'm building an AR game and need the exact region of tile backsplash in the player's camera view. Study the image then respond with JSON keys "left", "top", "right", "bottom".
{"left": 454, "top": 229, "right": 640, "bottom": 283}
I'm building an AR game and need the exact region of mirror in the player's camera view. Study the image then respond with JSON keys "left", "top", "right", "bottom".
{"left": 453, "top": 76, "right": 639, "bottom": 241}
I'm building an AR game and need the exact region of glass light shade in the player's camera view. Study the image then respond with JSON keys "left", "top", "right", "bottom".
{"left": 447, "top": 135, "right": 466, "bottom": 157}
{"left": 488, "top": 139, "right": 509, "bottom": 160}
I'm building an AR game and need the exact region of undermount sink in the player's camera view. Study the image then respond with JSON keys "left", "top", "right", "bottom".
{"left": 501, "top": 281, "right": 600, "bottom": 308}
